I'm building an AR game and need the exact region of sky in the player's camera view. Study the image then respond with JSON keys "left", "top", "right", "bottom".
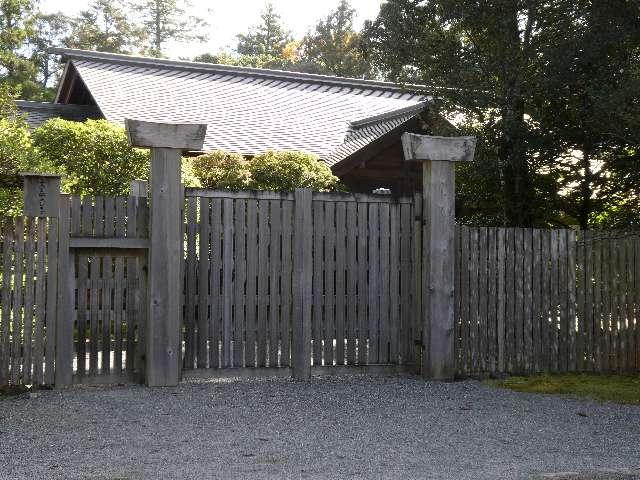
{"left": 39, "top": 0, "right": 384, "bottom": 59}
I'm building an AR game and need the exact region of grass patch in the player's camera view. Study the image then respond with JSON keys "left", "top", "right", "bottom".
{"left": 486, "top": 373, "right": 640, "bottom": 405}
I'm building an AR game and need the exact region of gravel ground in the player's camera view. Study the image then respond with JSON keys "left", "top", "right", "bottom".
{"left": 1, "top": 375, "right": 639, "bottom": 480}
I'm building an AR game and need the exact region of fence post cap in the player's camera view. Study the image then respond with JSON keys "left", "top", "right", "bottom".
{"left": 401, "top": 133, "right": 477, "bottom": 163}
{"left": 125, "top": 119, "right": 207, "bottom": 150}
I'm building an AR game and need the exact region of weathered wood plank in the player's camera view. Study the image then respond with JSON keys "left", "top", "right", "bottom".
{"left": 197, "top": 197, "right": 211, "bottom": 368}
{"left": 292, "top": 189, "right": 312, "bottom": 379}
{"left": 11, "top": 217, "right": 25, "bottom": 384}
{"left": 346, "top": 202, "right": 358, "bottom": 365}
{"left": 567, "top": 230, "right": 577, "bottom": 372}
{"left": 514, "top": 228, "right": 524, "bottom": 373}
{"left": 468, "top": 228, "right": 479, "bottom": 375}
{"left": 357, "top": 202, "right": 368, "bottom": 365}
{"left": 379, "top": 203, "right": 391, "bottom": 365}
{"left": 245, "top": 199, "right": 258, "bottom": 367}
{"left": 312, "top": 201, "right": 324, "bottom": 365}
{"left": 125, "top": 197, "right": 138, "bottom": 375}
{"left": 368, "top": 203, "right": 380, "bottom": 365}
{"left": 522, "top": 228, "right": 533, "bottom": 373}
{"left": 184, "top": 197, "right": 197, "bottom": 369}
{"left": 280, "top": 201, "right": 293, "bottom": 367}
{"left": 335, "top": 202, "right": 347, "bottom": 365}
{"left": 233, "top": 199, "right": 247, "bottom": 368}
{"left": 268, "top": 199, "right": 282, "bottom": 367}
{"left": 209, "top": 198, "right": 223, "bottom": 369}
{"left": 532, "top": 229, "right": 542, "bottom": 373}
{"left": 256, "top": 199, "right": 270, "bottom": 367}
{"left": 496, "top": 228, "right": 506, "bottom": 373}
{"left": 33, "top": 218, "right": 47, "bottom": 385}
{"left": 478, "top": 227, "right": 488, "bottom": 373}
{"left": 389, "top": 203, "right": 400, "bottom": 365}
{"left": 460, "top": 226, "right": 470, "bottom": 375}
{"left": 0, "top": 221, "right": 14, "bottom": 385}
{"left": 399, "top": 203, "right": 412, "bottom": 365}
{"left": 323, "top": 201, "right": 336, "bottom": 366}
{"left": 22, "top": 218, "right": 36, "bottom": 384}
{"left": 221, "top": 198, "right": 234, "bottom": 367}
{"left": 88, "top": 198, "right": 101, "bottom": 376}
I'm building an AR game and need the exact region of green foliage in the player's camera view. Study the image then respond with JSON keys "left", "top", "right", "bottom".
{"left": 0, "top": 0, "right": 42, "bottom": 99}
{"left": 191, "top": 151, "right": 249, "bottom": 190}
{"left": 487, "top": 374, "right": 640, "bottom": 406}
{"left": 0, "top": 84, "right": 40, "bottom": 216}
{"left": 236, "top": 3, "right": 291, "bottom": 58}
{"left": 132, "top": 0, "right": 208, "bottom": 57}
{"left": 249, "top": 151, "right": 341, "bottom": 192}
{"left": 300, "top": 0, "right": 370, "bottom": 78}
{"left": 191, "top": 150, "right": 341, "bottom": 192}
{"left": 64, "top": 0, "right": 146, "bottom": 54}
{"left": 364, "top": 0, "right": 640, "bottom": 229}
{"left": 32, "top": 119, "right": 148, "bottom": 196}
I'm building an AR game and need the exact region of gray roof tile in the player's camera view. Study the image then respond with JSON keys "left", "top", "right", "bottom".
{"left": 51, "top": 49, "right": 429, "bottom": 165}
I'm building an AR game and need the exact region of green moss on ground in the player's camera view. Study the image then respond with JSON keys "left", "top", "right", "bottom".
{"left": 486, "top": 374, "right": 640, "bottom": 405}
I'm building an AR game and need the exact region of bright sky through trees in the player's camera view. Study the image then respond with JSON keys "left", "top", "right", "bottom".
{"left": 39, "top": 0, "right": 383, "bottom": 58}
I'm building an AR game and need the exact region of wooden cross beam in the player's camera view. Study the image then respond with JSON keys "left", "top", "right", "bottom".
{"left": 401, "top": 133, "right": 477, "bottom": 380}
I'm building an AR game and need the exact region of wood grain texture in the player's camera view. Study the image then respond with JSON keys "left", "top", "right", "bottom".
{"left": 292, "top": 189, "right": 312, "bottom": 379}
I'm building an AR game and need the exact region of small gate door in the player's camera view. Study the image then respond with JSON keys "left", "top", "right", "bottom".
{"left": 65, "top": 195, "right": 149, "bottom": 384}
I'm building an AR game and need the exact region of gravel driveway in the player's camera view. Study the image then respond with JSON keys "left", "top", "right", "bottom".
{"left": 1, "top": 375, "right": 639, "bottom": 479}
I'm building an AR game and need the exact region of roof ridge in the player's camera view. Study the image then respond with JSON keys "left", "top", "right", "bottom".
{"left": 349, "top": 101, "right": 430, "bottom": 128}
{"left": 48, "top": 47, "right": 433, "bottom": 93}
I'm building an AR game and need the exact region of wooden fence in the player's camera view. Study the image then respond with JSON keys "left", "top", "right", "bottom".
{"left": 2, "top": 188, "right": 639, "bottom": 389}
{"left": 182, "top": 189, "right": 419, "bottom": 373}
{"left": 456, "top": 227, "right": 640, "bottom": 377}
{"left": 0, "top": 217, "right": 58, "bottom": 386}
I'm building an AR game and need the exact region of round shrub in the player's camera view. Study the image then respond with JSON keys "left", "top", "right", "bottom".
{"left": 191, "top": 150, "right": 250, "bottom": 190}
{"left": 248, "top": 150, "right": 340, "bottom": 192}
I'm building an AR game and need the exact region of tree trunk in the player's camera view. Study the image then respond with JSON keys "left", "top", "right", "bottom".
{"left": 500, "top": 6, "right": 535, "bottom": 228}
{"left": 577, "top": 149, "right": 592, "bottom": 230}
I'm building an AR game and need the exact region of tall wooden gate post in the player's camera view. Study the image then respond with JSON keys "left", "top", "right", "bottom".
{"left": 402, "top": 134, "right": 476, "bottom": 380}
{"left": 125, "top": 120, "right": 207, "bottom": 387}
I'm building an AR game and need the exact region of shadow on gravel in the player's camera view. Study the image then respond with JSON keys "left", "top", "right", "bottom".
{"left": 531, "top": 471, "right": 640, "bottom": 480}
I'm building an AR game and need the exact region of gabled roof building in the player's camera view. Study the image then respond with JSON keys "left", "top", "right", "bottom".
{"left": 19, "top": 48, "right": 450, "bottom": 194}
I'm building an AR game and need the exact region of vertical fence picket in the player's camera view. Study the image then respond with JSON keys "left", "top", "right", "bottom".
{"left": 367, "top": 203, "right": 380, "bottom": 365}
{"left": 268, "top": 199, "right": 282, "bottom": 367}
{"left": 280, "top": 201, "right": 293, "bottom": 367}
{"left": 245, "top": 199, "right": 258, "bottom": 368}
{"left": 357, "top": 202, "right": 368, "bottom": 365}
{"left": 312, "top": 201, "right": 324, "bottom": 365}
{"left": 1, "top": 221, "right": 14, "bottom": 385}
{"left": 346, "top": 202, "right": 358, "bottom": 365}
{"left": 335, "top": 202, "right": 346, "bottom": 365}
{"left": 22, "top": 218, "right": 36, "bottom": 384}
{"left": 209, "top": 199, "right": 222, "bottom": 369}
{"left": 323, "top": 202, "right": 336, "bottom": 365}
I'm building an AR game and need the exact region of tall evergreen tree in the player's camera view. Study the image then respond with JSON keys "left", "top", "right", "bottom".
{"left": 300, "top": 0, "right": 370, "bottom": 78}
{"left": 64, "top": 0, "right": 146, "bottom": 54}
{"left": 132, "top": 0, "right": 208, "bottom": 57}
{"left": 0, "top": 0, "right": 41, "bottom": 99}
{"left": 31, "top": 12, "right": 69, "bottom": 95}
{"left": 236, "top": 3, "right": 291, "bottom": 57}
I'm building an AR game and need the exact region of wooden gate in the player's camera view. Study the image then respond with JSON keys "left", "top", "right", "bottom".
{"left": 63, "top": 195, "right": 149, "bottom": 384}
{"left": 182, "top": 189, "right": 420, "bottom": 376}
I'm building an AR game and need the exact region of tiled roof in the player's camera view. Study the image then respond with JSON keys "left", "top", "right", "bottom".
{"left": 15, "top": 100, "right": 101, "bottom": 129}
{"left": 50, "top": 49, "right": 430, "bottom": 166}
